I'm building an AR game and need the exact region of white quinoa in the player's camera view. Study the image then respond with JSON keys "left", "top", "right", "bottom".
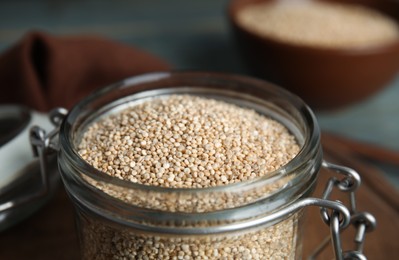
{"left": 77, "top": 94, "right": 301, "bottom": 259}
{"left": 78, "top": 95, "right": 300, "bottom": 188}
{"left": 237, "top": 1, "right": 399, "bottom": 49}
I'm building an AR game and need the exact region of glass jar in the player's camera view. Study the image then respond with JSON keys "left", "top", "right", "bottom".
{"left": 53, "top": 72, "right": 357, "bottom": 259}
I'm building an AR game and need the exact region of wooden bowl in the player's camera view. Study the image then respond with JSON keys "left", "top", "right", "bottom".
{"left": 228, "top": 0, "right": 399, "bottom": 110}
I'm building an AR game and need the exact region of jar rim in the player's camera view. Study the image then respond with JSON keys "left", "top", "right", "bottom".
{"left": 59, "top": 71, "right": 321, "bottom": 195}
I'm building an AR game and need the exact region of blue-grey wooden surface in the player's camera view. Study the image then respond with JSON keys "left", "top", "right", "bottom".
{"left": 0, "top": 0, "right": 398, "bottom": 186}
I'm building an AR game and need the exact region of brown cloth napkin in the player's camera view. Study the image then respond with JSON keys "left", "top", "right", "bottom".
{"left": 0, "top": 31, "right": 170, "bottom": 111}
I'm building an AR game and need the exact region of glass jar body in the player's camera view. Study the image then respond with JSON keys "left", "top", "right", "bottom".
{"left": 58, "top": 72, "right": 322, "bottom": 259}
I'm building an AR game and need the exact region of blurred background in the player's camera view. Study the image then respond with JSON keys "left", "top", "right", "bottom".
{"left": 0, "top": 0, "right": 398, "bottom": 186}
{"left": 0, "top": 1, "right": 398, "bottom": 259}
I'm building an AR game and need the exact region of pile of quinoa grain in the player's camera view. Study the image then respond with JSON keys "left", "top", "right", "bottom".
{"left": 77, "top": 94, "right": 302, "bottom": 259}
{"left": 237, "top": 1, "right": 399, "bottom": 49}
{"left": 78, "top": 95, "right": 300, "bottom": 189}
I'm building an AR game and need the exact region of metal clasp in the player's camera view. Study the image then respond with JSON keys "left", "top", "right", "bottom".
{"left": 308, "top": 161, "right": 377, "bottom": 260}
{"left": 0, "top": 108, "right": 67, "bottom": 213}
